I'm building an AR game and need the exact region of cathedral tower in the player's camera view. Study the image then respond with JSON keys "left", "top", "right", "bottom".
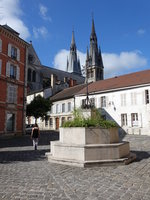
{"left": 66, "top": 31, "right": 81, "bottom": 75}
{"left": 85, "top": 19, "right": 104, "bottom": 83}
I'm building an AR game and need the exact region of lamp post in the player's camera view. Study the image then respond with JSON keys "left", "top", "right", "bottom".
{"left": 82, "top": 65, "right": 91, "bottom": 109}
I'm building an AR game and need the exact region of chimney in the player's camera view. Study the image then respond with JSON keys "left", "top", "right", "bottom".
{"left": 64, "top": 77, "right": 68, "bottom": 83}
{"left": 69, "top": 78, "right": 76, "bottom": 87}
{"left": 73, "top": 80, "right": 77, "bottom": 86}
{"left": 51, "top": 74, "right": 56, "bottom": 88}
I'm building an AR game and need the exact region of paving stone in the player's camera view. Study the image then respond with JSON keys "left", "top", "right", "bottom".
{"left": 0, "top": 132, "right": 150, "bottom": 199}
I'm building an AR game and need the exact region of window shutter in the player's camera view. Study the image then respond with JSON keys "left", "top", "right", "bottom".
{"left": 99, "top": 97, "right": 101, "bottom": 108}
{"left": 16, "top": 66, "right": 20, "bottom": 80}
{"left": 106, "top": 97, "right": 109, "bottom": 108}
{"left": 17, "top": 48, "right": 20, "bottom": 61}
{"left": 0, "top": 39, "right": 2, "bottom": 52}
{"left": 8, "top": 44, "right": 11, "bottom": 57}
{"left": 95, "top": 97, "right": 97, "bottom": 108}
{"left": 6, "top": 62, "right": 10, "bottom": 77}
{"left": 0, "top": 60, "right": 2, "bottom": 75}
{"left": 142, "top": 91, "right": 145, "bottom": 104}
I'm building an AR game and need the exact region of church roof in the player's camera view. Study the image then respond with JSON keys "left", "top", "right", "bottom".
{"left": 77, "top": 69, "right": 150, "bottom": 95}
{"left": 36, "top": 64, "right": 84, "bottom": 84}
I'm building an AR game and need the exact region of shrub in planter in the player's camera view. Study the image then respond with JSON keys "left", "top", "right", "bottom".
{"left": 62, "top": 108, "right": 118, "bottom": 128}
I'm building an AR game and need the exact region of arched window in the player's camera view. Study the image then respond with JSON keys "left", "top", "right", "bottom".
{"left": 32, "top": 71, "right": 36, "bottom": 82}
{"left": 28, "top": 68, "right": 32, "bottom": 81}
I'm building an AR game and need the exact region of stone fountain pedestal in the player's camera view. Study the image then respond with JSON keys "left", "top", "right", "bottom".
{"left": 46, "top": 127, "right": 136, "bottom": 167}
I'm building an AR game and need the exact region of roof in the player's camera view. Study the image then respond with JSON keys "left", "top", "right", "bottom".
{"left": 50, "top": 84, "right": 87, "bottom": 102}
{"left": 0, "top": 24, "right": 29, "bottom": 46}
{"left": 34, "top": 64, "right": 85, "bottom": 84}
{"left": 2, "top": 24, "right": 19, "bottom": 36}
{"left": 77, "top": 69, "right": 150, "bottom": 95}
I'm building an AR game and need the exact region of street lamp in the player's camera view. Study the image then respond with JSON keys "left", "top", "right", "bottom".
{"left": 82, "top": 65, "right": 92, "bottom": 109}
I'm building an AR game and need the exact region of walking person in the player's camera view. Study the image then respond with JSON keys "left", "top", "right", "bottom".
{"left": 31, "top": 123, "right": 40, "bottom": 150}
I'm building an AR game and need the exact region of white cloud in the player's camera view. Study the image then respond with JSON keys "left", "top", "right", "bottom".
{"left": 137, "top": 28, "right": 146, "bottom": 35}
{"left": 33, "top": 26, "right": 48, "bottom": 39}
{"left": 53, "top": 49, "right": 86, "bottom": 71}
{"left": 103, "top": 51, "right": 147, "bottom": 78}
{"left": 53, "top": 49, "right": 147, "bottom": 78}
{"left": 39, "top": 4, "right": 51, "bottom": 22}
{"left": 0, "top": 0, "right": 30, "bottom": 39}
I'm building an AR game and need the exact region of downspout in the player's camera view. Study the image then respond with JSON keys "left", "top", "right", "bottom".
{"left": 22, "top": 45, "right": 28, "bottom": 134}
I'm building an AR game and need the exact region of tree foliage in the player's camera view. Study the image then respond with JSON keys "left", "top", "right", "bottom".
{"left": 26, "top": 95, "right": 52, "bottom": 121}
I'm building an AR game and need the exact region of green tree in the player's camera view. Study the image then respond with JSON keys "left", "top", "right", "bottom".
{"left": 26, "top": 95, "right": 52, "bottom": 122}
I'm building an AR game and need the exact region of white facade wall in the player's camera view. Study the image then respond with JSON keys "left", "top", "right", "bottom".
{"left": 75, "top": 84, "right": 150, "bottom": 136}
{"left": 50, "top": 98, "right": 74, "bottom": 130}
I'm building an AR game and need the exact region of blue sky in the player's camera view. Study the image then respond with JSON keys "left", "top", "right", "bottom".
{"left": 0, "top": 0, "right": 150, "bottom": 78}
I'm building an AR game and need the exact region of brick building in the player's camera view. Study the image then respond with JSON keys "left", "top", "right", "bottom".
{"left": 0, "top": 25, "right": 28, "bottom": 135}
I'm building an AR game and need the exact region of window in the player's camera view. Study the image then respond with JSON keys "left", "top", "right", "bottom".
{"left": 81, "top": 99, "right": 86, "bottom": 108}
{"left": 50, "top": 106, "right": 53, "bottom": 114}
{"left": 11, "top": 46, "right": 17, "bottom": 59}
{"left": 61, "top": 117, "right": 65, "bottom": 125}
{"left": 68, "top": 102, "right": 71, "bottom": 112}
{"left": 0, "top": 60, "right": 2, "bottom": 75}
{"left": 131, "top": 113, "right": 138, "bottom": 127}
{"left": 87, "top": 70, "right": 94, "bottom": 78}
{"left": 121, "top": 94, "right": 126, "bottom": 106}
{"left": 8, "top": 44, "right": 20, "bottom": 61}
{"left": 145, "top": 90, "right": 149, "bottom": 104}
{"left": 28, "top": 54, "right": 34, "bottom": 63}
{"left": 62, "top": 103, "right": 65, "bottom": 113}
{"left": 10, "top": 64, "right": 16, "bottom": 79}
{"left": 8, "top": 85, "right": 17, "bottom": 103}
{"left": 121, "top": 114, "right": 128, "bottom": 126}
{"left": 56, "top": 104, "right": 59, "bottom": 114}
{"left": 131, "top": 93, "right": 137, "bottom": 105}
{"left": 6, "top": 113, "right": 15, "bottom": 131}
{"left": 90, "top": 98, "right": 95, "bottom": 107}
{"left": 45, "top": 116, "right": 48, "bottom": 127}
{"left": 6, "top": 62, "right": 20, "bottom": 80}
{"left": 101, "top": 96, "right": 106, "bottom": 108}
{"left": 49, "top": 118, "right": 53, "bottom": 126}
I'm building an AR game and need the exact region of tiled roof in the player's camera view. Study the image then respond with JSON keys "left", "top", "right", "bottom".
{"left": 50, "top": 84, "right": 87, "bottom": 102}
{"left": 77, "top": 69, "right": 150, "bottom": 95}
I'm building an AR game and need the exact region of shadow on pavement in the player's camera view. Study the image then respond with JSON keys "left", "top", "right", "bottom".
{"left": 131, "top": 150, "right": 150, "bottom": 162}
{"left": 0, "top": 149, "right": 49, "bottom": 163}
{"left": 0, "top": 131, "right": 59, "bottom": 148}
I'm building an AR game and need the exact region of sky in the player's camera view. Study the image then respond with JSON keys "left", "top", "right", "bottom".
{"left": 0, "top": 0, "right": 150, "bottom": 78}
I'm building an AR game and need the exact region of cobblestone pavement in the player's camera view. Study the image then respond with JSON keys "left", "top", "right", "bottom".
{"left": 0, "top": 132, "right": 150, "bottom": 200}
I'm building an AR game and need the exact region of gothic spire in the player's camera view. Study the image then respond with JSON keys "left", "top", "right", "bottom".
{"left": 85, "top": 18, "right": 104, "bottom": 83}
{"left": 71, "top": 31, "right": 75, "bottom": 45}
{"left": 66, "top": 31, "right": 81, "bottom": 75}
{"left": 91, "top": 18, "right": 96, "bottom": 37}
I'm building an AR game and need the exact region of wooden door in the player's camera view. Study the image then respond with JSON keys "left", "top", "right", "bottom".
{"left": 56, "top": 118, "right": 59, "bottom": 130}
